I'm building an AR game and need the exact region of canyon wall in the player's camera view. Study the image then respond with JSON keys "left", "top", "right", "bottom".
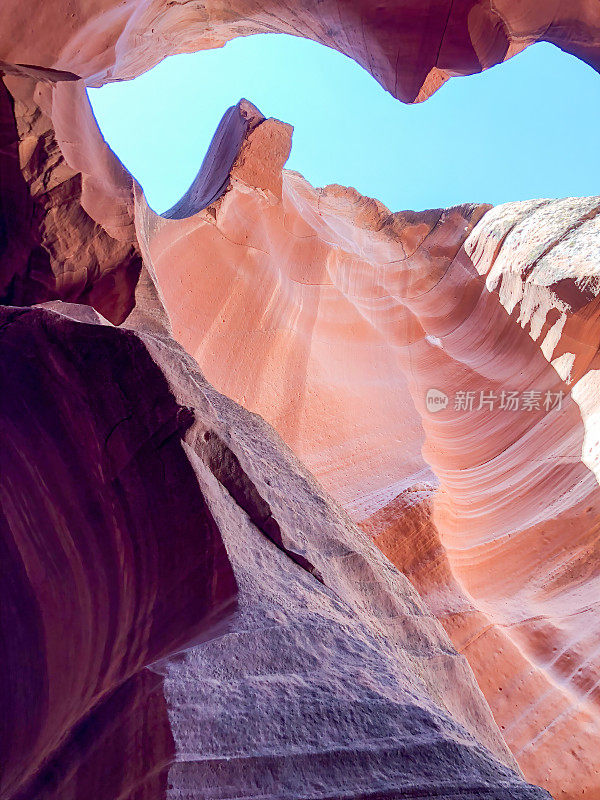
{"left": 137, "top": 110, "right": 600, "bottom": 797}
{"left": 1, "top": 2, "right": 599, "bottom": 799}
{"left": 5, "top": 300, "right": 555, "bottom": 800}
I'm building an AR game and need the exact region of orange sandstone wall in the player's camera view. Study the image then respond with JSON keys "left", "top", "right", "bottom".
{"left": 135, "top": 109, "right": 600, "bottom": 797}
{"left": 1, "top": 2, "right": 599, "bottom": 799}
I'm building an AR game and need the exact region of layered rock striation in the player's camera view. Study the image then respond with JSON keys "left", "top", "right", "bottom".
{"left": 1, "top": 301, "right": 549, "bottom": 800}
{"left": 136, "top": 107, "right": 600, "bottom": 797}
{"left": 1, "top": 2, "right": 599, "bottom": 799}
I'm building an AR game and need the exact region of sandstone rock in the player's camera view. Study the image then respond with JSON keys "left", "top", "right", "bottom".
{"left": 0, "top": 305, "right": 237, "bottom": 798}
{"left": 2, "top": 1, "right": 599, "bottom": 323}
{"left": 1, "top": 2, "right": 599, "bottom": 798}
{"left": 1, "top": 303, "right": 549, "bottom": 800}
{"left": 0, "top": 74, "right": 141, "bottom": 323}
{"left": 137, "top": 105, "right": 600, "bottom": 797}
{"left": 1, "top": 1, "right": 599, "bottom": 99}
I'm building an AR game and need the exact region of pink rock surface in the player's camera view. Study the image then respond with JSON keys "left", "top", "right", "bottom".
{"left": 1, "top": 2, "right": 600, "bottom": 798}
{"left": 2, "top": 0, "right": 599, "bottom": 323}
{"left": 136, "top": 107, "right": 600, "bottom": 797}
{"left": 1, "top": 303, "right": 549, "bottom": 800}
{"left": 2, "top": 0, "right": 600, "bottom": 101}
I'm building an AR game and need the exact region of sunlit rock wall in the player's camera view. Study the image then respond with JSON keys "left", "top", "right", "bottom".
{"left": 1, "top": 2, "right": 599, "bottom": 798}
{"left": 137, "top": 107, "right": 600, "bottom": 797}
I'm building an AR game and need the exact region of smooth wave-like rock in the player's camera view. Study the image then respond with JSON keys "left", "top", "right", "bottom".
{"left": 3, "top": 0, "right": 600, "bottom": 98}
{"left": 1, "top": 2, "right": 600, "bottom": 799}
{"left": 135, "top": 106, "right": 600, "bottom": 798}
{"left": 1, "top": 303, "right": 549, "bottom": 800}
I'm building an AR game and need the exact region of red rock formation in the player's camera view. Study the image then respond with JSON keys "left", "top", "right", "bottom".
{"left": 0, "top": 3, "right": 598, "bottom": 327}
{"left": 0, "top": 302, "right": 549, "bottom": 800}
{"left": 1, "top": 2, "right": 599, "bottom": 799}
{"left": 0, "top": 305, "right": 237, "bottom": 798}
{"left": 0, "top": 73, "right": 141, "bottom": 323}
{"left": 2, "top": 0, "right": 600, "bottom": 100}
{"left": 136, "top": 108, "right": 600, "bottom": 798}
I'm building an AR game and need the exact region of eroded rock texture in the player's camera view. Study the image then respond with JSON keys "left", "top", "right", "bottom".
{"left": 137, "top": 108, "right": 600, "bottom": 796}
{"left": 145, "top": 124, "right": 600, "bottom": 794}
{"left": 1, "top": 303, "right": 549, "bottom": 800}
{"left": 1, "top": 2, "right": 599, "bottom": 799}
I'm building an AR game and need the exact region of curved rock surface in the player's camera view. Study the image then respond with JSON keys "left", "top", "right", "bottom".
{"left": 0, "top": 305, "right": 237, "bottom": 798}
{"left": 1, "top": 2, "right": 599, "bottom": 799}
{"left": 136, "top": 107, "right": 600, "bottom": 798}
{"left": 2, "top": 1, "right": 600, "bottom": 323}
{"left": 2, "top": 0, "right": 600, "bottom": 99}
{"left": 1, "top": 303, "right": 549, "bottom": 800}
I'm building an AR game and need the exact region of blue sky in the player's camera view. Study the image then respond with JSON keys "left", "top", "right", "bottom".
{"left": 89, "top": 35, "right": 600, "bottom": 214}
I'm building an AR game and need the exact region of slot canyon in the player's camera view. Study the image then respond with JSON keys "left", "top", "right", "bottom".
{"left": 1, "top": 3, "right": 600, "bottom": 799}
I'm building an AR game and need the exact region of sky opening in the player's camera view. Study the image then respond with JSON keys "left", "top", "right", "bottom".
{"left": 89, "top": 35, "right": 600, "bottom": 214}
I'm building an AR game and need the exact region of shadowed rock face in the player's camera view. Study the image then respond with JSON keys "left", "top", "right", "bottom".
{"left": 0, "top": 306, "right": 237, "bottom": 798}
{"left": 163, "top": 99, "right": 266, "bottom": 220}
{"left": 145, "top": 112, "right": 600, "bottom": 795}
{"left": 0, "top": 76, "right": 141, "bottom": 324}
{"left": 1, "top": 303, "right": 551, "bottom": 800}
{"left": 0, "top": 2, "right": 598, "bottom": 799}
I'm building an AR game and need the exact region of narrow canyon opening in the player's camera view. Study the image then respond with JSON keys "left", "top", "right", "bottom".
{"left": 89, "top": 34, "right": 600, "bottom": 215}
{"left": 3, "top": 5, "right": 600, "bottom": 800}
{"left": 85, "top": 30, "right": 600, "bottom": 799}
